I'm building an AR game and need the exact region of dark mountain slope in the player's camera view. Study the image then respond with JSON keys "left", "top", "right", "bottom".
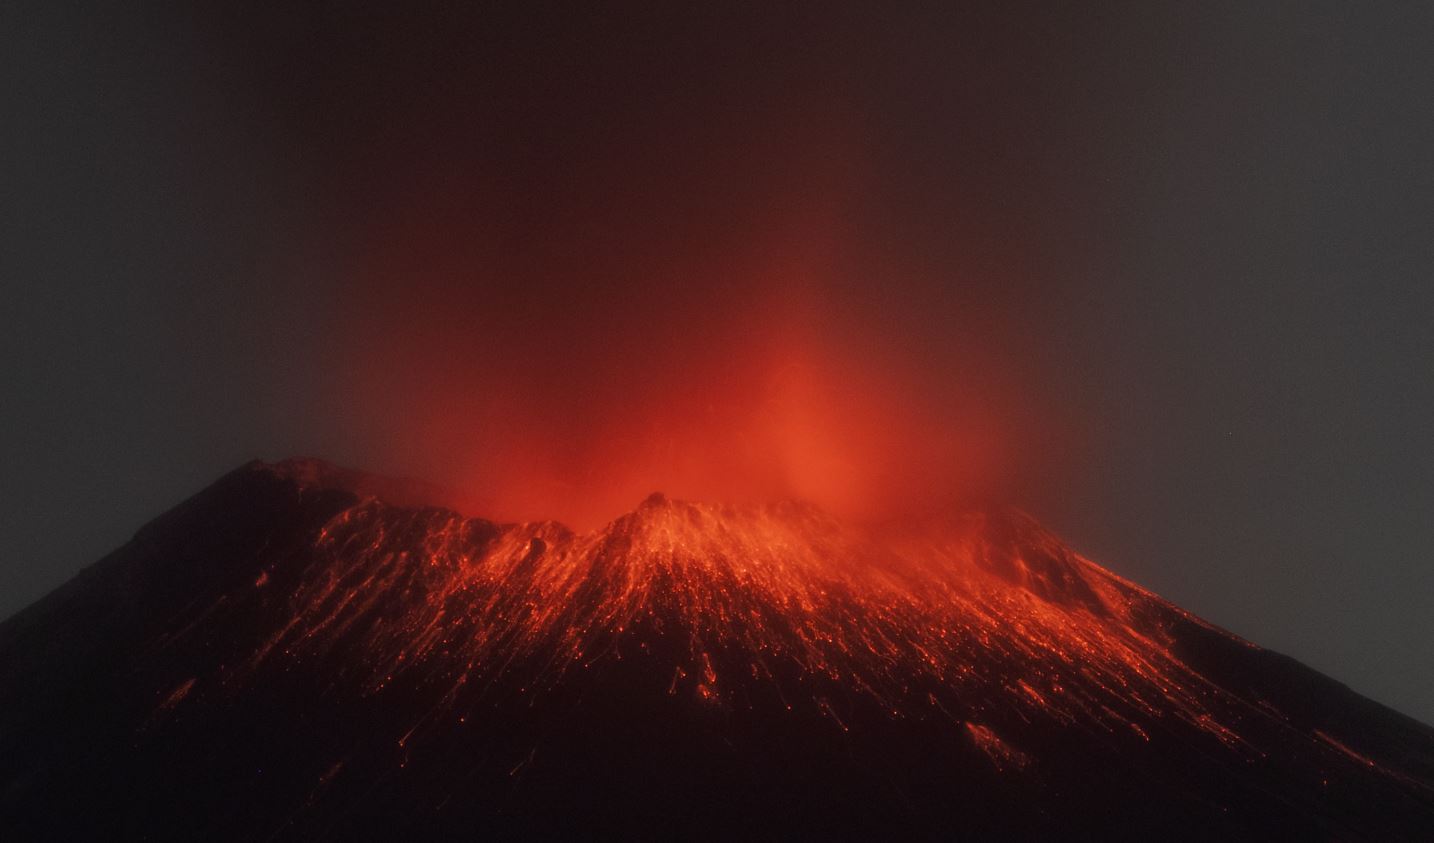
{"left": 1, "top": 459, "right": 1431, "bottom": 840}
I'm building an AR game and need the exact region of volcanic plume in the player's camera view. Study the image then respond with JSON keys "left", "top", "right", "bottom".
{"left": 1, "top": 458, "right": 1431, "bottom": 839}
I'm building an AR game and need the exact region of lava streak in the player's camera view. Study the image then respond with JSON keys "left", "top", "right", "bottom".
{"left": 233, "top": 460, "right": 1271, "bottom": 760}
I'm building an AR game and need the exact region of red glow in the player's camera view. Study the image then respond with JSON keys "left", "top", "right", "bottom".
{"left": 329, "top": 231, "right": 1020, "bottom": 528}
{"left": 352, "top": 316, "right": 1010, "bottom": 527}
{"left": 306, "top": 86, "right": 1054, "bottom": 529}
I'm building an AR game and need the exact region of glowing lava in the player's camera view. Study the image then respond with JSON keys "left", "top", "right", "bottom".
{"left": 4, "top": 458, "right": 1433, "bottom": 839}
{"left": 220, "top": 459, "right": 1409, "bottom": 775}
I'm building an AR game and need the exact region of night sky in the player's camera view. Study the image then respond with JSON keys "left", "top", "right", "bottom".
{"left": 4, "top": 2, "right": 1432, "bottom": 723}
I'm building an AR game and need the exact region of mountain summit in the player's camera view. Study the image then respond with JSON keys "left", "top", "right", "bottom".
{"left": 2, "top": 459, "right": 1431, "bottom": 839}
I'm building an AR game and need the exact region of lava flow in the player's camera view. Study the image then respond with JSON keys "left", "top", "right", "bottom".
{"left": 242, "top": 461, "right": 1246, "bottom": 749}
{"left": 2, "top": 458, "right": 1432, "bottom": 839}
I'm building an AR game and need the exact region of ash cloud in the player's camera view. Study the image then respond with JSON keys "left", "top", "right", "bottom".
{"left": 215, "top": 4, "right": 1097, "bottom": 526}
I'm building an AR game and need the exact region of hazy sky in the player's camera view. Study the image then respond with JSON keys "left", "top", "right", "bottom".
{"left": 3, "top": 2, "right": 1431, "bottom": 723}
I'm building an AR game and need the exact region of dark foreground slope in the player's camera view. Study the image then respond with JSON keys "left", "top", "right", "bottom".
{"left": 1, "top": 459, "right": 1432, "bottom": 840}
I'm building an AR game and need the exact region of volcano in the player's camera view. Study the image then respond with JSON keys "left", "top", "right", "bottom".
{"left": 2, "top": 459, "right": 1431, "bottom": 839}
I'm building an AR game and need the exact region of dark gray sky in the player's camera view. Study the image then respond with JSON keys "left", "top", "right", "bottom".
{"left": 3, "top": 2, "right": 1432, "bottom": 723}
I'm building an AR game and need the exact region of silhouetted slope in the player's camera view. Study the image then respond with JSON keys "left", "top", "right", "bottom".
{"left": 1, "top": 459, "right": 1431, "bottom": 840}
